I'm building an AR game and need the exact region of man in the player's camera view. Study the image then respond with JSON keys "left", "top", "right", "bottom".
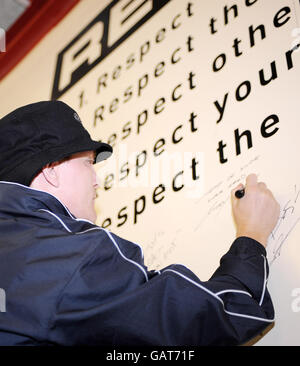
{"left": 0, "top": 100, "right": 280, "bottom": 346}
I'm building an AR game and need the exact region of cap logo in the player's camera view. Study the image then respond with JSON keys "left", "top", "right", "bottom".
{"left": 73, "top": 112, "right": 81, "bottom": 123}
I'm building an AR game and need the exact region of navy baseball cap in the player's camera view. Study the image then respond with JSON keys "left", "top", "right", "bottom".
{"left": 0, "top": 100, "right": 113, "bottom": 186}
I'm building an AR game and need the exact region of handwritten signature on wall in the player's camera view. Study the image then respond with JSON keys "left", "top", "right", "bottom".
{"left": 268, "top": 184, "right": 300, "bottom": 265}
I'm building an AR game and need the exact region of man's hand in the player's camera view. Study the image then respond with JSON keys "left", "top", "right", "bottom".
{"left": 231, "top": 174, "right": 280, "bottom": 248}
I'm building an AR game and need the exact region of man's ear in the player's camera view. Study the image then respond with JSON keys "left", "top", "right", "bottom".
{"left": 41, "top": 162, "right": 60, "bottom": 188}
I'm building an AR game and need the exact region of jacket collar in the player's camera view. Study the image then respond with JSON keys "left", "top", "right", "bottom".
{"left": 0, "top": 181, "right": 75, "bottom": 219}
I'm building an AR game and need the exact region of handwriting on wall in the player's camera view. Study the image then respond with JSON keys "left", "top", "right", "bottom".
{"left": 144, "top": 154, "right": 300, "bottom": 271}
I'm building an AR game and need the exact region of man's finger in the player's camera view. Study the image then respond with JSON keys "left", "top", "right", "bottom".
{"left": 257, "top": 182, "right": 267, "bottom": 190}
{"left": 246, "top": 173, "right": 258, "bottom": 187}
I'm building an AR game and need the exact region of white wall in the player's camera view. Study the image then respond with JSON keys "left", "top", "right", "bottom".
{"left": 0, "top": 0, "right": 300, "bottom": 345}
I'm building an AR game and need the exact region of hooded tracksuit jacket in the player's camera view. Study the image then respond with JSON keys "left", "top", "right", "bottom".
{"left": 0, "top": 181, "right": 274, "bottom": 346}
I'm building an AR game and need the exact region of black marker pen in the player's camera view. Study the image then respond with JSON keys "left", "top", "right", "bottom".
{"left": 235, "top": 188, "right": 245, "bottom": 199}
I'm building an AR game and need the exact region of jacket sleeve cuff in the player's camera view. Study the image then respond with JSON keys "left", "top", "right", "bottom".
{"left": 229, "top": 236, "right": 267, "bottom": 258}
